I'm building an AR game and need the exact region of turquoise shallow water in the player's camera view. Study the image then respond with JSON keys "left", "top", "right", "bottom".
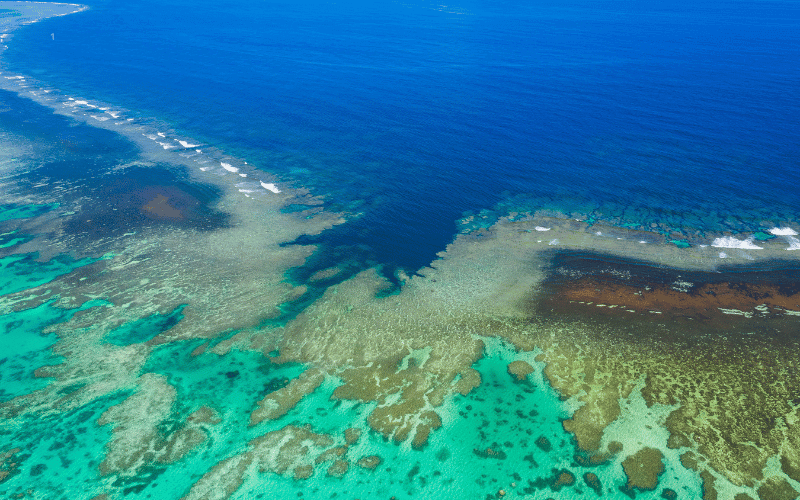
{"left": 1, "top": 324, "right": 703, "bottom": 499}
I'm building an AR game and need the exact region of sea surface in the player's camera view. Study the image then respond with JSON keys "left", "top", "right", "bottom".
{"left": 6, "top": 0, "right": 800, "bottom": 273}
{"left": 1, "top": 0, "right": 800, "bottom": 499}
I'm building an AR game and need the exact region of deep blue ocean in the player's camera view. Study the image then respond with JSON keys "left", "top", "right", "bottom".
{"left": 7, "top": 0, "right": 800, "bottom": 273}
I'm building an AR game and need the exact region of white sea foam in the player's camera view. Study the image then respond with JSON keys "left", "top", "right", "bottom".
{"left": 238, "top": 189, "right": 256, "bottom": 193}
{"left": 239, "top": 173, "right": 247, "bottom": 177}
{"left": 199, "top": 167, "right": 211, "bottom": 171}
{"left": 548, "top": 239, "right": 559, "bottom": 246}
{"left": 711, "top": 236, "right": 762, "bottom": 250}
{"left": 157, "top": 141, "right": 177, "bottom": 150}
{"left": 91, "top": 115, "right": 109, "bottom": 121}
{"left": 769, "top": 227, "right": 798, "bottom": 236}
{"left": 260, "top": 181, "right": 281, "bottom": 193}
{"left": 221, "top": 162, "right": 239, "bottom": 173}
{"left": 176, "top": 139, "right": 201, "bottom": 148}
{"left": 534, "top": 226, "right": 550, "bottom": 232}
{"left": 106, "top": 111, "right": 120, "bottom": 118}
{"left": 719, "top": 252, "right": 728, "bottom": 258}
{"left": 785, "top": 236, "right": 800, "bottom": 251}
{"left": 157, "top": 132, "right": 166, "bottom": 137}
{"left": 74, "top": 100, "right": 96, "bottom": 108}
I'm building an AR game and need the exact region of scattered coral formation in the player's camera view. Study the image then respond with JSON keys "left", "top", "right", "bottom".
{"left": 620, "top": 447, "right": 664, "bottom": 493}
{"left": 98, "top": 373, "right": 217, "bottom": 476}
{"left": 0, "top": 448, "right": 23, "bottom": 483}
{"left": 249, "top": 367, "right": 324, "bottom": 424}
{"left": 507, "top": 360, "right": 534, "bottom": 381}
{"left": 183, "top": 424, "right": 378, "bottom": 500}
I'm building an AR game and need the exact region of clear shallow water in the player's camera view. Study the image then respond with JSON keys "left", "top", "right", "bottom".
{"left": 1, "top": 1, "right": 800, "bottom": 499}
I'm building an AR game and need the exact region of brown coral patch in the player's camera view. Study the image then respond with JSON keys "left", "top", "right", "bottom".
{"left": 64, "top": 167, "right": 229, "bottom": 239}
{"left": 357, "top": 455, "right": 382, "bottom": 470}
{"left": 583, "top": 472, "right": 602, "bottom": 496}
{"left": 537, "top": 252, "right": 800, "bottom": 322}
{"left": 293, "top": 464, "right": 313, "bottom": 480}
{"left": 756, "top": 476, "right": 800, "bottom": 500}
{"left": 250, "top": 368, "right": 324, "bottom": 425}
{"left": 553, "top": 470, "right": 576, "bottom": 489}
{"left": 507, "top": 360, "right": 534, "bottom": 381}
{"left": 184, "top": 425, "right": 335, "bottom": 500}
{"left": 142, "top": 193, "right": 184, "bottom": 219}
{"left": 344, "top": 427, "right": 361, "bottom": 445}
{"left": 315, "top": 446, "right": 347, "bottom": 465}
{"left": 326, "top": 459, "right": 349, "bottom": 477}
{"left": 0, "top": 448, "right": 23, "bottom": 483}
{"left": 331, "top": 355, "right": 451, "bottom": 447}
{"left": 621, "top": 447, "right": 665, "bottom": 492}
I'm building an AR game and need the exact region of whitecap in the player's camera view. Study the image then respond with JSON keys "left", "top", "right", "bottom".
{"left": 711, "top": 236, "right": 762, "bottom": 250}
{"left": 719, "top": 252, "right": 728, "bottom": 258}
{"left": 239, "top": 173, "right": 247, "bottom": 177}
{"left": 238, "top": 189, "right": 256, "bottom": 193}
{"left": 769, "top": 227, "right": 798, "bottom": 236}
{"left": 199, "top": 167, "right": 211, "bottom": 171}
{"left": 221, "top": 162, "right": 239, "bottom": 173}
{"left": 157, "top": 141, "right": 177, "bottom": 150}
{"left": 91, "top": 115, "right": 109, "bottom": 121}
{"left": 534, "top": 226, "right": 550, "bottom": 232}
{"left": 157, "top": 132, "right": 166, "bottom": 137}
{"left": 785, "top": 235, "right": 800, "bottom": 251}
{"left": 260, "top": 181, "right": 281, "bottom": 193}
{"left": 548, "top": 238, "right": 559, "bottom": 246}
{"left": 176, "top": 139, "right": 201, "bottom": 148}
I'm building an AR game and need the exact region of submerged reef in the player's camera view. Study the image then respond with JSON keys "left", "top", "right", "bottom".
{"left": 4, "top": 178, "right": 800, "bottom": 498}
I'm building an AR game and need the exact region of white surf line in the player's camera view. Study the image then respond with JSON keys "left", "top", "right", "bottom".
{"left": 769, "top": 227, "right": 800, "bottom": 250}
{"left": 175, "top": 139, "right": 202, "bottom": 148}
{"left": 710, "top": 235, "right": 762, "bottom": 250}
{"left": 260, "top": 181, "right": 281, "bottom": 193}
{"left": 0, "top": 22, "right": 285, "bottom": 206}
